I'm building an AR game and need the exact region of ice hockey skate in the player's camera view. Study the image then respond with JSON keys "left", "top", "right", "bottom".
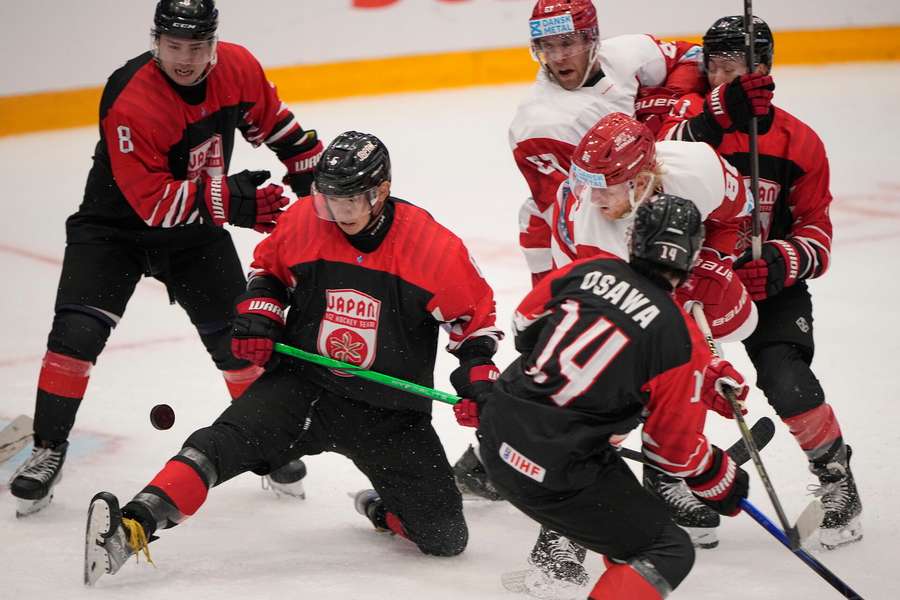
{"left": 502, "top": 527, "right": 589, "bottom": 599}
{"left": 353, "top": 488, "right": 392, "bottom": 533}
{"left": 262, "top": 458, "right": 307, "bottom": 499}
{"left": 809, "top": 445, "right": 863, "bottom": 550}
{"left": 84, "top": 492, "right": 152, "bottom": 586}
{"left": 643, "top": 467, "right": 720, "bottom": 549}
{"left": 453, "top": 444, "right": 502, "bottom": 501}
{"left": 8, "top": 441, "right": 68, "bottom": 517}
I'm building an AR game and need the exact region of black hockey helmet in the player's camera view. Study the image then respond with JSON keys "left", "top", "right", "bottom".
{"left": 703, "top": 15, "right": 774, "bottom": 69}
{"left": 153, "top": 0, "right": 218, "bottom": 41}
{"left": 629, "top": 193, "right": 704, "bottom": 278}
{"left": 315, "top": 131, "right": 391, "bottom": 197}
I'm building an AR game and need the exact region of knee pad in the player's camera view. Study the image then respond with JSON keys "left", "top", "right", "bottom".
{"left": 417, "top": 515, "right": 468, "bottom": 557}
{"left": 197, "top": 320, "right": 246, "bottom": 371}
{"left": 47, "top": 307, "right": 114, "bottom": 363}
{"left": 753, "top": 344, "right": 824, "bottom": 418}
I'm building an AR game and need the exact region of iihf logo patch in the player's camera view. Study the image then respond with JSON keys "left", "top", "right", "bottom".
{"left": 795, "top": 317, "right": 810, "bottom": 333}
{"left": 499, "top": 442, "right": 546, "bottom": 483}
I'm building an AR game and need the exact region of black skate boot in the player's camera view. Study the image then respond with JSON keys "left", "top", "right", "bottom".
{"left": 644, "top": 467, "right": 720, "bottom": 549}
{"left": 262, "top": 458, "right": 307, "bottom": 499}
{"left": 809, "top": 445, "right": 863, "bottom": 550}
{"left": 9, "top": 440, "right": 68, "bottom": 517}
{"left": 353, "top": 488, "right": 391, "bottom": 533}
{"left": 503, "top": 527, "right": 589, "bottom": 599}
{"left": 453, "top": 444, "right": 502, "bottom": 501}
{"left": 84, "top": 492, "right": 153, "bottom": 586}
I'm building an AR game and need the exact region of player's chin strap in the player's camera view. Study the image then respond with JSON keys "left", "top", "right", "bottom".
{"left": 576, "top": 37, "right": 602, "bottom": 88}
{"left": 618, "top": 174, "right": 657, "bottom": 220}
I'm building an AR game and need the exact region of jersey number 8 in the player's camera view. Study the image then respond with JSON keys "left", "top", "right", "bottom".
{"left": 117, "top": 126, "right": 134, "bottom": 154}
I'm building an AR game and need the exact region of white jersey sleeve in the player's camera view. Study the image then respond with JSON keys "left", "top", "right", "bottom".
{"left": 655, "top": 141, "right": 728, "bottom": 220}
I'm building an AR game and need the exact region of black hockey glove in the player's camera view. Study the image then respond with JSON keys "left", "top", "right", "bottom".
{"left": 687, "top": 73, "right": 774, "bottom": 145}
{"left": 685, "top": 446, "right": 749, "bottom": 517}
{"left": 201, "top": 170, "right": 289, "bottom": 233}
{"left": 450, "top": 357, "right": 499, "bottom": 428}
{"left": 231, "top": 288, "right": 286, "bottom": 368}
{"left": 733, "top": 239, "right": 806, "bottom": 301}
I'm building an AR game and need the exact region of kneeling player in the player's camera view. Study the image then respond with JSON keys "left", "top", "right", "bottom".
{"left": 83, "top": 131, "right": 503, "bottom": 585}
{"left": 474, "top": 194, "right": 750, "bottom": 598}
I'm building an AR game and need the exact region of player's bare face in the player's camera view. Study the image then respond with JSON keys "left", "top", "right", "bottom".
{"left": 534, "top": 33, "right": 594, "bottom": 90}
{"left": 706, "top": 55, "right": 749, "bottom": 87}
{"left": 589, "top": 183, "right": 633, "bottom": 219}
{"left": 155, "top": 34, "right": 216, "bottom": 86}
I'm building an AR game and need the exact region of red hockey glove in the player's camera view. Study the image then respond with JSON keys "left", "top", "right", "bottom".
{"left": 634, "top": 86, "right": 680, "bottom": 136}
{"left": 701, "top": 357, "right": 748, "bottom": 419}
{"left": 282, "top": 140, "right": 324, "bottom": 198}
{"left": 686, "top": 446, "right": 749, "bottom": 516}
{"left": 450, "top": 358, "right": 500, "bottom": 428}
{"left": 203, "top": 170, "right": 289, "bottom": 233}
{"left": 231, "top": 291, "right": 286, "bottom": 367}
{"left": 675, "top": 250, "right": 757, "bottom": 341}
{"left": 733, "top": 239, "right": 804, "bottom": 301}
{"left": 704, "top": 73, "right": 774, "bottom": 132}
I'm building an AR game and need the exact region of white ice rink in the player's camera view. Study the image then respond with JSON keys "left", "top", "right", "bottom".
{"left": 1, "top": 62, "right": 899, "bottom": 599}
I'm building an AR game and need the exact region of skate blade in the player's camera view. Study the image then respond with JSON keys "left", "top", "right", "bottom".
{"left": 501, "top": 568, "right": 587, "bottom": 599}
{"left": 84, "top": 497, "right": 115, "bottom": 586}
{"left": 261, "top": 476, "right": 306, "bottom": 500}
{"left": 685, "top": 526, "right": 719, "bottom": 549}
{"left": 15, "top": 493, "right": 54, "bottom": 518}
{"left": 819, "top": 516, "right": 863, "bottom": 551}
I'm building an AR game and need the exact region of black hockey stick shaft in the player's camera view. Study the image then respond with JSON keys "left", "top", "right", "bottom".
{"left": 617, "top": 416, "right": 774, "bottom": 467}
{"left": 740, "top": 500, "right": 865, "bottom": 599}
{"left": 744, "top": 0, "right": 763, "bottom": 259}
{"left": 691, "top": 304, "right": 800, "bottom": 549}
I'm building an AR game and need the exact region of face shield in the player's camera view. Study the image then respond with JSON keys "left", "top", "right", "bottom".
{"left": 311, "top": 184, "right": 381, "bottom": 224}
{"left": 569, "top": 163, "right": 655, "bottom": 221}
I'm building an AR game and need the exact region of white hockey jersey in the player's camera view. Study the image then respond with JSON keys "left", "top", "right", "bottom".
{"left": 509, "top": 34, "right": 704, "bottom": 278}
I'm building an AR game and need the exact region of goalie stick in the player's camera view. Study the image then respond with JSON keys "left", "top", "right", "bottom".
{"left": 0, "top": 415, "right": 33, "bottom": 465}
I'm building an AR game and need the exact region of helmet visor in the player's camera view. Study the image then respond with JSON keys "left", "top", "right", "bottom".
{"left": 312, "top": 185, "right": 380, "bottom": 223}
{"left": 152, "top": 34, "right": 217, "bottom": 66}
{"left": 531, "top": 31, "right": 596, "bottom": 63}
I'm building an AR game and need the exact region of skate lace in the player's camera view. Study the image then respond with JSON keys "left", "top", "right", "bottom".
{"left": 122, "top": 518, "right": 154, "bottom": 566}
{"left": 546, "top": 536, "right": 580, "bottom": 564}
{"left": 659, "top": 478, "right": 707, "bottom": 513}
{"left": 808, "top": 479, "right": 850, "bottom": 513}
{"left": 808, "top": 462, "right": 850, "bottom": 513}
{"left": 8, "top": 447, "right": 61, "bottom": 484}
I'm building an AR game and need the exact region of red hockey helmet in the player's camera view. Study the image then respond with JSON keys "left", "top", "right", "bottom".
{"left": 572, "top": 112, "right": 656, "bottom": 187}
{"left": 570, "top": 113, "right": 657, "bottom": 218}
{"left": 530, "top": 0, "right": 598, "bottom": 38}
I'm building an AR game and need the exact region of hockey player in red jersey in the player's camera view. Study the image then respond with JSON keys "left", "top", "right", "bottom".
{"left": 473, "top": 194, "right": 751, "bottom": 599}
{"left": 83, "top": 131, "right": 505, "bottom": 585}
{"left": 7, "top": 0, "right": 323, "bottom": 517}
{"left": 511, "top": 0, "right": 706, "bottom": 286}
{"left": 658, "top": 15, "right": 862, "bottom": 550}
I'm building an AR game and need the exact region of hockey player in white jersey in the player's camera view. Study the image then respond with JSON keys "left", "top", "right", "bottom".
{"left": 455, "top": 0, "right": 707, "bottom": 504}
{"left": 510, "top": 0, "right": 705, "bottom": 285}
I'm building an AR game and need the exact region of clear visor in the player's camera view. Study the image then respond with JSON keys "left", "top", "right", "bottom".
{"left": 152, "top": 34, "right": 217, "bottom": 66}
{"left": 570, "top": 164, "right": 652, "bottom": 220}
{"left": 531, "top": 31, "right": 597, "bottom": 63}
{"left": 312, "top": 185, "right": 380, "bottom": 223}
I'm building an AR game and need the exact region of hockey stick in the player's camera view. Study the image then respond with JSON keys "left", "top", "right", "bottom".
{"left": 616, "top": 416, "right": 774, "bottom": 469}
{"left": 744, "top": 0, "right": 763, "bottom": 260}
{"left": 274, "top": 342, "right": 461, "bottom": 405}
{"left": 740, "top": 499, "right": 865, "bottom": 599}
{"left": 0, "top": 415, "right": 34, "bottom": 465}
{"left": 618, "top": 418, "right": 821, "bottom": 545}
{"left": 691, "top": 304, "right": 803, "bottom": 549}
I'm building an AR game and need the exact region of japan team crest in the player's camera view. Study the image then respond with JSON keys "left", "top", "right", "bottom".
{"left": 318, "top": 289, "right": 381, "bottom": 377}
{"left": 187, "top": 134, "right": 224, "bottom": 180}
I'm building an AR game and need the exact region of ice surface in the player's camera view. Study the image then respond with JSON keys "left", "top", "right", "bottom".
{"left": 1, "top": 62, "right": 898, "bottom": 598}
